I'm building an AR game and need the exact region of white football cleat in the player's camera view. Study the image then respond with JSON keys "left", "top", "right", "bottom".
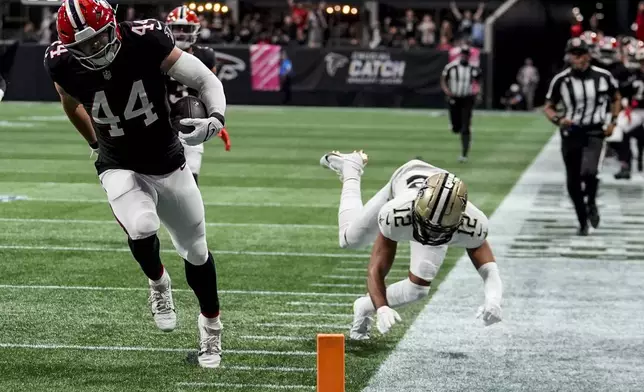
{"left": 198, "top": 314, "right": 223, "bottom": 369}
{"left": 349, "top": 297, "right": 373, "bottom": 341}
{"left": 148, "top": 273, "right": 176, "bottom": 332}
{"left": 320, "top": 150, "right": 368, "bottom": 181}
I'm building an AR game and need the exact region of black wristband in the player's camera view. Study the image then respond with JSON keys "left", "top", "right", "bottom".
{"left": 89, "top": 141, "right": 99, "bottom": 150}
{"left": 210, "top": 112, "right": 225, "bottom": 126}
{"left": 550, "top": 116, "right": 561, "bottom": 126}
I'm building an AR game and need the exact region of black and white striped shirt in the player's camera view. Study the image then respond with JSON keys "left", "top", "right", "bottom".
{"left": 442, "top": 60, "right": 481, "bottom": 97}
{"left": 546, "top": 66, "right": 618, "bottom": 127}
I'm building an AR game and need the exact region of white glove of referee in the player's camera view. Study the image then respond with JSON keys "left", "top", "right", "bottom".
{"left": 376, "top": 306, "right": 402, "bottom": 335}
{"left": 179, "top": 116, "right": 224, "bottom": 146}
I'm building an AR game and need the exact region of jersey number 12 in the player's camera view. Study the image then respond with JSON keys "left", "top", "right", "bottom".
{"left": 92, "top": 80, "right": 159, "bottom": 137}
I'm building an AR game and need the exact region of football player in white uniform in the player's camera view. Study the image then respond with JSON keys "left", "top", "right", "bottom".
{"left": 320, "top": 151, "right": 503, "bottom": 339}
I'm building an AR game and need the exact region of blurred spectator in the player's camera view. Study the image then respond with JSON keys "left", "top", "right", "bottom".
{"left": 471, "top": 3, "right": 485, "bottom": 47}
{"left": 500, "top": 83, "right": 525, "bottom": 111}
{"left": 516, "top": 58, "right": 539, "bottom": 111}
{"left": 21, "top": 22, "right": 39, "bottom": 43}
{"left": 402, "top": 9, "right": 417, "bottom": 39}
{"left": 282, "top": 15, "right": 297, "bottom": 44}
{"left": 417, "top": 14, "right": 436, "bottom": 47}
{"left": 570, "top": 13, "right": 583, "bottom": 37}
{"left": 126, "top": 7, "right": 136, "bottom": 21}
{"left": 288, "top": 0, "right": 309, "bottom": 29}
{"left": 450, "top": 1, "right": 484, "bottom": 42}
{"left": 280, "top": 50, "right": 293, "bottom": 104}
{"left": 440, "top": 20, "right": 453, "bottom": 43}
{"left": 308, "top": 2, "right": 328, "bottom": 48}
{"left": 437, "top": 34, "right": 452, "bottom": 51}
{"left": 635, "top": 1, "right": 644, "bottom": 42}
{"left": 589, "top": 13, "right": 601, "bottom": 34}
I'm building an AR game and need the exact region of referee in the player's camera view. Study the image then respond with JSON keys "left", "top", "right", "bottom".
{"left": 544, "top": 37, "right": 621, "bottom": 236}
{"left": 440, "top": 45, "right": 482, "bottom": 163}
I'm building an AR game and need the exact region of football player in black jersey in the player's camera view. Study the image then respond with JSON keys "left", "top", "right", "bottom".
{"left": 165, "top": 5, "right": 230, "bottom": 184}
{"left": 44, "top": 0, "right": 226, "bottom": 368}
{"left": 613, "top": 45, "right": 644, "bottom": 179}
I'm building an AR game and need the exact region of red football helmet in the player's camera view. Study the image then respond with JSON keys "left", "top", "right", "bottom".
{"left": 56, "top": 0, "right": 121, "bottom": 70}
{"left": 166, "top": 6, "right": 200, "bottom": 50}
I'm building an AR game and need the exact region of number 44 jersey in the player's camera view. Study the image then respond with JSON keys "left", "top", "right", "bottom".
{"left": 377, "top": 160, "right": 489, "bottom": 249}
{"left": 44, "top": 20, "right": 185, "bottom": 175}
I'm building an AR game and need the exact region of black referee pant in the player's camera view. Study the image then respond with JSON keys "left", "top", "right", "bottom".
{"left": 560, "top": 128, "right": 604, "bottom": 229}
{"left": 448, "top": 96, "right": 475, "bottom": 158}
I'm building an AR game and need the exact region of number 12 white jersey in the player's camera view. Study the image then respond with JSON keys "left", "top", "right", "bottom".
{"left": 377, "top": 160, "right": 489, "bottom": 249}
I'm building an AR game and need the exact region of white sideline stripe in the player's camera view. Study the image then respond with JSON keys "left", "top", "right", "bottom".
{"left": 322, "top": 274, "right": 407, "bottom": 281}
{"left": 334, "top": 267, "right": 409, "bottom": 273}
{"left": 323, "top": 275, "right": 366, "bottom": 280}
{"left": 240, "top": 335, "right": 311, "bottom": 342}
{"left": 286, "top": 301, "right": 351, "bottom": 307}
{"left": 25, "top": 197, "right": 339, "bottom": 209}
{"left": 271, "top": 312, "right": 351, "bottom": 318}
{"left": 310, "top": 283, "right": 364, "bottom": 288}
{"left": 177, "top": 382, "right": 315, "bottom": 390}
{"left": 258, "top": 323, "right": 349, "bottom": 329}
{"left": 0, "top": 218, "right": 334, "bottom": 230}
{"left": 0, "top": 284, "right": 361, "bottom": 298}
{"left": 221, "top": 365, "right": 314, "bottom": 373}
{"left": 0, "top": 343, "right": 315, "bottom": 356}
{"left": 0, "top": 244, "right": 370, "bottom": 259}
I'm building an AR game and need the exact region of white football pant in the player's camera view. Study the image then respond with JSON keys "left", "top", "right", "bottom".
{"left": 609, "top": 109, "right": 644, "bottom": 142}
{"left": 183, "top": 142, "right": 204, "bottom": 175}
{"left": 99, "top": 166, "right": 209, "bottom": 266}
{"left": 337, "top": 162, "right": 446, "bottom": 282}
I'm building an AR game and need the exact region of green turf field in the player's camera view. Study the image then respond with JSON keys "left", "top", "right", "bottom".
{"left": 0, "top": 103, "right": 552, "bottom": 392}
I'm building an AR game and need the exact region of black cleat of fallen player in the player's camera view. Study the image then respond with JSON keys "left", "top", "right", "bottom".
{"left": 587, "top": 204, "right": 600, "bottom": 229}
{"left": 614, "top": 168, "right": 631, "bottom": 180}
{"left": 638, "top": 158, "right": 643, "bottom": 173}
{"left": 577, "top": 225, "right": 589, "bottom": 236}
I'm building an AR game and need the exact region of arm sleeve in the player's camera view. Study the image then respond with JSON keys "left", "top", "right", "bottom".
{"left": 545, "top": 76, "right": 562, "bottom": 104}
{"left": 167, "top": 51, "right": 227, "bottom": 120}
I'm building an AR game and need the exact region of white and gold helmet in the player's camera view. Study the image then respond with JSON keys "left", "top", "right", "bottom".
{"left": 412, "top": 173, "right": 467, "bottom": 246}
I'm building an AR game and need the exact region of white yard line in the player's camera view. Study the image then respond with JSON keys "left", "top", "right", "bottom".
{"left": 0, "top": 244, "right": 370, "bottom": 259}
{"left": 239, "top": 335, "right": 311, "bottom": 342}
{"left": 22, "top": 197, "right": 339, "bottom": 209}
{"left": 270, "top": 312, "right": 350, "bottom": 318}
{"left": 286, "top": 301, "right": 350, "bottom": 308}
{"left": 0, "top": 284, "right": 361, "bottom": 298}
{"left": 0, "top": 217, "right": 334, "bottom": 230}
{"left": 310, "top": 283, "right": 364, "bottom": 288}
{"left": 177, "top": 382, "right": 315, "bottom": 390}
{"left": 257, "top": 323, "right": 349, "bottom": 329}
{"left": 322, "top": 275, "right": 407, "bottom": 281}
{"left": 0, "top": 343, "right": 315, "bottom": 356}
{"left": 220, "top": 365, "right": 314, "bottom": 373}
{"left": 334, "top": 267, "right": 408, "bottom": 272}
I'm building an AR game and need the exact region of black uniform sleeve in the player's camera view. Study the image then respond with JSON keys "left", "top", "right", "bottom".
{"left": 43, "top": 41, "right": 69, "bottom": 86}
{"left": 198, "top": 46, "right": 217, "bottom": 71}
{"left": 123, "top": 20, "right": 176, "bottom": 68}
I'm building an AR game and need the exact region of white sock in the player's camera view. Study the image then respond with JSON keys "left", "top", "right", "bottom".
{"left": 338, "top": 170, "right": 364, "bottom": 247}
{"left": 150, "top": 268, "right": 170, "bottom": 288}
{"left": 355, "top": 279, "right": 431, "bottom": 316}
{"left": 199, "top": 313, "right": 222, "bottom": 328}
